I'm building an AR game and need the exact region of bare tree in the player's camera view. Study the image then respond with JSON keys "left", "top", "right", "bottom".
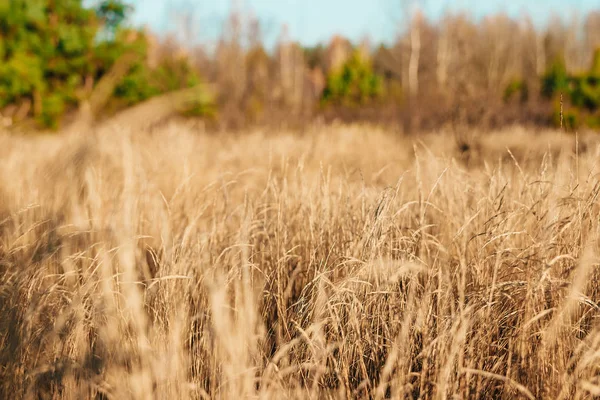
{"left": 275, "top": 25, "right": 305, "bottom": 115}
{"left": 436, "top": 16, "right": 450, "bottom": 92}
{"left": 407, "top": 7, "right": 423, "bottom": 98}
{"left": 583, "top": 12, "right": 600, "bottom": 68}
{"left": 536, "top": 28, "right": 547, "bottom": 77}
{"left": 398, "top": 0, "right": 425, "bottom": 132}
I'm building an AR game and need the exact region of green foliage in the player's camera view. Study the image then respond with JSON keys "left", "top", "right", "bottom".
{"left": 503, "top": 79, "right": 528, "bottom": 103}
{"left": 541, "top": 56, "right": 569, "bottom": 99}
{"left": 96, "top": 0, "right": 132, "bottom": 34}
{"left": 108, "top": 30, "right": 157, "bottom": 107}
{"left": 0, "top": 52, "right": 45, "bottom": 104}
{"left": 0, "top": 0, "right": 211, "bottom": 129}
{"left": 0, "top": 0, "right": 100, "bottom": 127}
{"left": 591, "top": 48, "right": 600, "bottom": 76}
{"left": 321, "top": 52, "right": 383, "bottom": 107}
{"left": 183, "top": 94, "right": 217, "bottom": 119}
{"left": 569, "top": 74, "right": 600, "bottom": 111}
{"left": 110, "top": 34, "right": 207, "bottom": 114}
{"left": 95, "top": 29, "right": 212, "bottom": 120}
{"left": 542, "top": 49, "right": 600, "bottom": 129}
{"left": 40, "top": 93, "right": 66, "bottom": 129}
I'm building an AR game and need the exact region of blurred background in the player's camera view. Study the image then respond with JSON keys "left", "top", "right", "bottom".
{"left": 1, "top": 0, "right": 600, "bottom": 132}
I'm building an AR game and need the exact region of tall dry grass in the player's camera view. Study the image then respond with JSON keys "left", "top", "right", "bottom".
{"left": 0, "top": 123, "right": 599, "bottom": 399}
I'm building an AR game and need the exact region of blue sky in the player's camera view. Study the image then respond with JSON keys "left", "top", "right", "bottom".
{"left": 128, "top": 0, "right": 599, "bottom": 46}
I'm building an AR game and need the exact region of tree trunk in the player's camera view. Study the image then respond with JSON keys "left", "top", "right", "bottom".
{"left": 437, "top": 23, "right": 449, "bottom": 92}
{"left": 408, "top": 14, "right": 421, "bottom": 98}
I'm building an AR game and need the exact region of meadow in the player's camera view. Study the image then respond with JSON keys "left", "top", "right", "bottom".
{"left": 1, "top": 122, "right": 600, "bottom": 399}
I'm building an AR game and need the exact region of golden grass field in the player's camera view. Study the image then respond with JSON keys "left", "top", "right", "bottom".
{"left": 1, "top": 123, "right": 600, "bottom": 399}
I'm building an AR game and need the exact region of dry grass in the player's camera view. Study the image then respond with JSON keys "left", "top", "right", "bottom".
{"left": 1, "top": 123, "right": 600, "bottom": 399}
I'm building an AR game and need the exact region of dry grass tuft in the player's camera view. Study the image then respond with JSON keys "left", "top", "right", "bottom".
{"left": 1, "top": 123, "right": 600, "bottom": 399}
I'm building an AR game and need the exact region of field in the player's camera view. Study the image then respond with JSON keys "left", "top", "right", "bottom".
{"left": 1, "top": 123, "right": 600, "bottom": 399}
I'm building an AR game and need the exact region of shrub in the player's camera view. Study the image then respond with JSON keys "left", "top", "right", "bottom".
{"left": 321, "top": 51, "right": 383, "bottom": 107}
{"left": 541, "top": 49, "right": 600, "bottom": 129}
{"left": 541, "top": 56, "right": 569, "bottom": 100}
{"left": 503, "top": 79, "right": 528, "bottom": 103}
{"left": 109, "top": 33, "right": 209, "bottom": 116}
{"left": 0, "top": 0, "right": 102, "bottom": 128}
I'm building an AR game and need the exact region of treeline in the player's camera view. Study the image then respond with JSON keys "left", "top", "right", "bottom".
{"left": 1, "top": 1, "right": 600, "bottom": 131}
{"left": 197, "top": 8, "right": 600, "bottom": 131}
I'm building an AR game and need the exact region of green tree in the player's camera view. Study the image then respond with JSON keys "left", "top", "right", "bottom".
{"left": 321, "top": 51, "right": 383, "bottom": 107}
{"left": 540, "top": 49, "right": 600, "bottom": 129}
{"left": 96, "top": 0, "right": 131, "bottom": 34}
{"left": 107, "top": 31, "right": 208, "bottom": 116}
{"left": 0, "top": 0, "right": 101, "bottom": 127}
{"left": 0, "top": 0, "right": 211, "bottom": 129}
{"left": 541, "top": 56, "right": 569, "bottom": 99}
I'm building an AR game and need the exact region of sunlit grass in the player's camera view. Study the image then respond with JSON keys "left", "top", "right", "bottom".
{"left": 0, "top": 123, "right": 599, "bottom": 399}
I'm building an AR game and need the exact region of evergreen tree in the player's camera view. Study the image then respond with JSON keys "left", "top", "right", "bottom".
{"left": 0, "top": 0, "right": 104, "bottom": 127}
{"left": 321, "top": 51, "right": 383, "bottom": 107}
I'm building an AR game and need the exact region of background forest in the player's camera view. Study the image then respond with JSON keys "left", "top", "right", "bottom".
{"left": 2, "top": 0, "right": 600, "bottom": 132}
